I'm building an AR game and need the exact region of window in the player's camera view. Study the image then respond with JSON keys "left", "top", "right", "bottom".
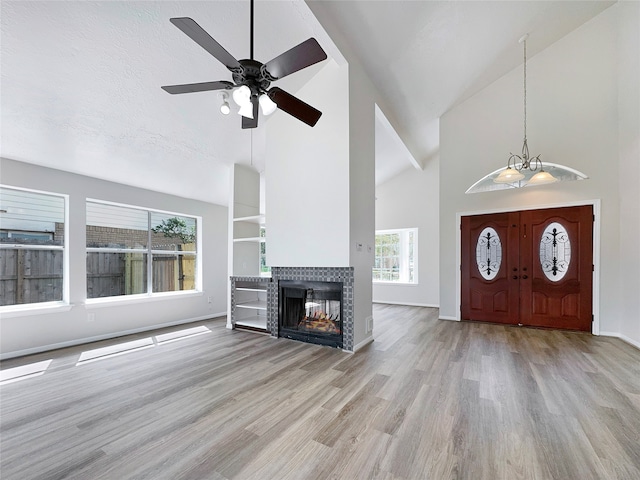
{"left": 259, "top": 226, "right": 270, "bottom": 275}
{"left": 373, "top": 228, "right": 417, "bottom": 284}
{"left": 0, "top": 186, "right": 67, "bottom": 307}
{"left": 86, "top": 201, "right": 198, "bottom": 299}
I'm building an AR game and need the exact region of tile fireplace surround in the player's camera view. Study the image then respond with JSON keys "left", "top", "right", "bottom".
{"left": 267, "top": 267, "right": 355, "bottom": 352}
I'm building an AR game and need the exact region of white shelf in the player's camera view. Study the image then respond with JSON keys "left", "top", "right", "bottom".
{"left": 233, "top": 237, "right": 266, "bottom": 243}
{"left": 235, "top": 315, "right": 268, "bottom": 330}
{"left": 236, "top": 300, "right": 267, "bottom": 310}
{"left": 236, "top": 287, "right": 267, "bottom": 292}
{"left": 233, "top": 214, "right": 265, "bottom": 224}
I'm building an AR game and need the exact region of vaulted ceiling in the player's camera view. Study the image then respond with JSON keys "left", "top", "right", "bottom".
{"left": 0, "top": 1, "right": 615, "bottom": 205}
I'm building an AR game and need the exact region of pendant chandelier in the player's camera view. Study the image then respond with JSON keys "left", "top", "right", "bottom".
{"left": 494, "top": 34, "right": 557, "bottom": 186}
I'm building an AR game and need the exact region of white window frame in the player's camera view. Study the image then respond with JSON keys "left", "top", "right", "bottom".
{"left": 0, "top": 185, "right": 69, "bottom": 311}
{"left": 373, "top": 228, "right": 418, "bottom": 285}
{"left": 86, "top": 199, "right": 201, "bottom": 302}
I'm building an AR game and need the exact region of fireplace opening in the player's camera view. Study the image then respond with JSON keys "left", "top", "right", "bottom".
{"left": 279, "top": 280, "right": 343, "bottom": 348}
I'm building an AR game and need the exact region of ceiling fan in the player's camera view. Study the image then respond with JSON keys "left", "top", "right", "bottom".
{"left": 161, "top": 0, "right": 327, "bottom": 128}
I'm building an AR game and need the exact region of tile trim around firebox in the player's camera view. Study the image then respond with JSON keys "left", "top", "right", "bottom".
{"left": 268, "top": 267, "right": 355, "bottom": 352}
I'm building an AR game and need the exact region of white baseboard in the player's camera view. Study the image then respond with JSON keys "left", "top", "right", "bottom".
{"left": 0, "top": 311, "right": 227, "bottom": 360}
{"left": 373, "top": 300, "right": 439, "bottom": 308}
{"left": 599, "top": 331, "right": 640, "bottom": 350}
{"left": 351, "top": 335, "right": 374, "bottom": 353}
{"left": 439, "top": 316, "right": 459, "bottom": 321}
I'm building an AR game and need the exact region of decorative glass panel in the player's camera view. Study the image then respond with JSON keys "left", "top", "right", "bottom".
{"left": 540, "top": 222, "right": 571, "bottom": 281}
{"left": 476, "top": 227, "right": 502, "bottom": 280}
{"left": 466, "top": 162, "right": 588, "bottom": 194}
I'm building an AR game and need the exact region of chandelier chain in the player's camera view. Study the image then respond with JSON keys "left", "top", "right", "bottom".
{"left": 523, "top": 37, "right": 527, "bottom": 142}
{"left": 493, "top": 33, "right": 558, "bottom": 185}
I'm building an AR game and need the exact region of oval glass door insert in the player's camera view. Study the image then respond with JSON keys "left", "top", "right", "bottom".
{"left": 540, "top": 222, "right": 571, "bottom": 281}
{"left": 476, "top": 227, "right": 502, "bottom": 280}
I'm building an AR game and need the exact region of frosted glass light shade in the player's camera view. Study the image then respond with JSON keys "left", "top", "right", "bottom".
{"left": 238, "top": 102, "right": 254, "bottom": 119}
{"left": 259, "top": 94, "right": 277, "bottom": 115}
{"left": 218, "top": 92, "right": 231, "bottom": 115}
{"left": 232, "top": 85, "right": 251, "bottom": 106}
{"left": 494, "top": 167, "right": 525, "bottom": 184}
{"left": 528, "top": 170, "right": 558, "bottom": 185}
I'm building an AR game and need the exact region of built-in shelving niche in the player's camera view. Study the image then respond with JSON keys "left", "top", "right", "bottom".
{"left": 230, "top": 277, "right": 270, "bottom": 332}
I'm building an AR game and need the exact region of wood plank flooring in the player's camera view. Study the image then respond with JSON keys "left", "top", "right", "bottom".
{"left": 1, "top": 304, "right": 639, "bottom": 479}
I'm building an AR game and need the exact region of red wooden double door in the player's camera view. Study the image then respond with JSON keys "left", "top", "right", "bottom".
{"left": 461, "top": 205, "right": 593, "bottom": 331}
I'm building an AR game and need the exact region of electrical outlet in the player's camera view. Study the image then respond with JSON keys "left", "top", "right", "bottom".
{"left": 366, "top": 316, "right": 374, "bottom": 333}
{"left": 88, "top": 313, "right": 95, "bottom": 322}
{"left": 208, "top": 296, "right": 213, "bottom": 303}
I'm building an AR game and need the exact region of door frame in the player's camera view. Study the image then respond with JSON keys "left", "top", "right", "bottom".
{"left": 455, "top": 199, "right": 601, "bottom": 334}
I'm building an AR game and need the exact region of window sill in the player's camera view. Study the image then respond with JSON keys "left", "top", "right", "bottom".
{"left": 373, "top": 281, "right": 419, "bottom": 286}
{"left": 0, "top": 302, "right": 73, "bottom": 318}
{"left": 85, "top": 290, "right": 203, "bottom": 309}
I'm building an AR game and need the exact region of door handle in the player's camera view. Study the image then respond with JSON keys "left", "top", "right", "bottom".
{"left": 512, "top": 275, "right": 519, "bottom": 280}
{"left": 522, "top": 275, "right": 528, "bottom": 279}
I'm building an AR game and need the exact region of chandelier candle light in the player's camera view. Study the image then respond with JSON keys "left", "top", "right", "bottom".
{"left": 494, "top": 34, "right": 557, "bottom": 186}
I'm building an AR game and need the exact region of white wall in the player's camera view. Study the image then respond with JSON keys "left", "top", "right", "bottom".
{"left": 265, "top": 57, "right": 376, "bottom": 350}
{"left": 347, "top": 59, "right": 376, "bottom": 350}
{"left": 265, "top": 60, "right": 351, "bottom": 267}
{"left": 617, "top": 1, "right": 640, "bottom": 347}
{"left": 439, "top": 6, "right": 638, "bottom": 345}
{"left": 374, "top": 156, "right": 439, "bottom": 307}
{"left": 0, "top": 158, "right": 228, "bottom": 358}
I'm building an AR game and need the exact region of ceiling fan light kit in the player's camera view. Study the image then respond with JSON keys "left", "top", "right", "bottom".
{"left": 494, "top": 33, "right": 558, "bottom": 186}
{"left": 232, "top": 85, "right": 251, "bottom": 107}
{"left": 219, "top": 92, "right": 231, "bottom": 115}
{"left": 259, "top": 94, "right": 277, "bottom": 116}
{"left": 161, "top": 0, "right": 327, "bottom": 128}
{"left": 238, "top": 101, "right": 255, "bottom": 119}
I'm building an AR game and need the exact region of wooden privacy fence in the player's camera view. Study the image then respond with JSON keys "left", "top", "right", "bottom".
{"left": 1, "top": 248, "right": 196, "bottom": 305}
{"left": 0, "top": 249, "right": 63, "bottom": 306}
{"left": 86, "top": 252, "right": 147, "bottom": 298}
{"left": 87, "top": 252, "right": 195, "bottom": 296}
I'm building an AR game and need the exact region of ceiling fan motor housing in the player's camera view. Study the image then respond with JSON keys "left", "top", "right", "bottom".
{"left": 233, "top": 59, "right": 271, "bottom": 96}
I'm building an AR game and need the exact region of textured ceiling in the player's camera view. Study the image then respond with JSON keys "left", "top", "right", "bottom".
{"left": 1, "top": 1, "right": 333, "bottom": 205}
{"left": 1, "top": 1, "right": 616, "bottom": 205}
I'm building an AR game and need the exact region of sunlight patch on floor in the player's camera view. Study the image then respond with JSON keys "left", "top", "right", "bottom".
{"left": 76, "top": 338, "right": 154, "bottom": 365}
{"left": 0, "top": 359, "right": 52, "bottom": 385}
{"left": 3, "top": 325, "right": 214, "bottom": 377}
{"left": 155, "top": 325, "right": 211, "bottom": 344}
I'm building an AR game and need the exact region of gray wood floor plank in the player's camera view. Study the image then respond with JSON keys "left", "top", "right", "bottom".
{"left": 2, "top": 305, "right": 640, "bottom": 479}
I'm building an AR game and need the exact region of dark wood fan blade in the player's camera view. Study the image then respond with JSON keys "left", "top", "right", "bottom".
{"left": 242, "top": 96, "right": 259, "bottom": 129}
{"left": 170, "top": 17, "right": 241, "bottom": 71}
{"left": 161, "top": 81, "right": 234, "bottom": 94}
{"left": 263, "top": 38, "right": 327, "bottom": 80}
{"left": 268, "top": 87, "right": 322, "bottom": 127}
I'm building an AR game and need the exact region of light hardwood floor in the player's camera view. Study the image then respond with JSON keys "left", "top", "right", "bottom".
{"left": 1, "top": 304, "right": 639, "bottom": 479}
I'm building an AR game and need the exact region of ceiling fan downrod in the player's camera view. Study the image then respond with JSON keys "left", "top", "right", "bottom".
{"left": 250, "top": 0, "right": 254, "bottom": 61}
